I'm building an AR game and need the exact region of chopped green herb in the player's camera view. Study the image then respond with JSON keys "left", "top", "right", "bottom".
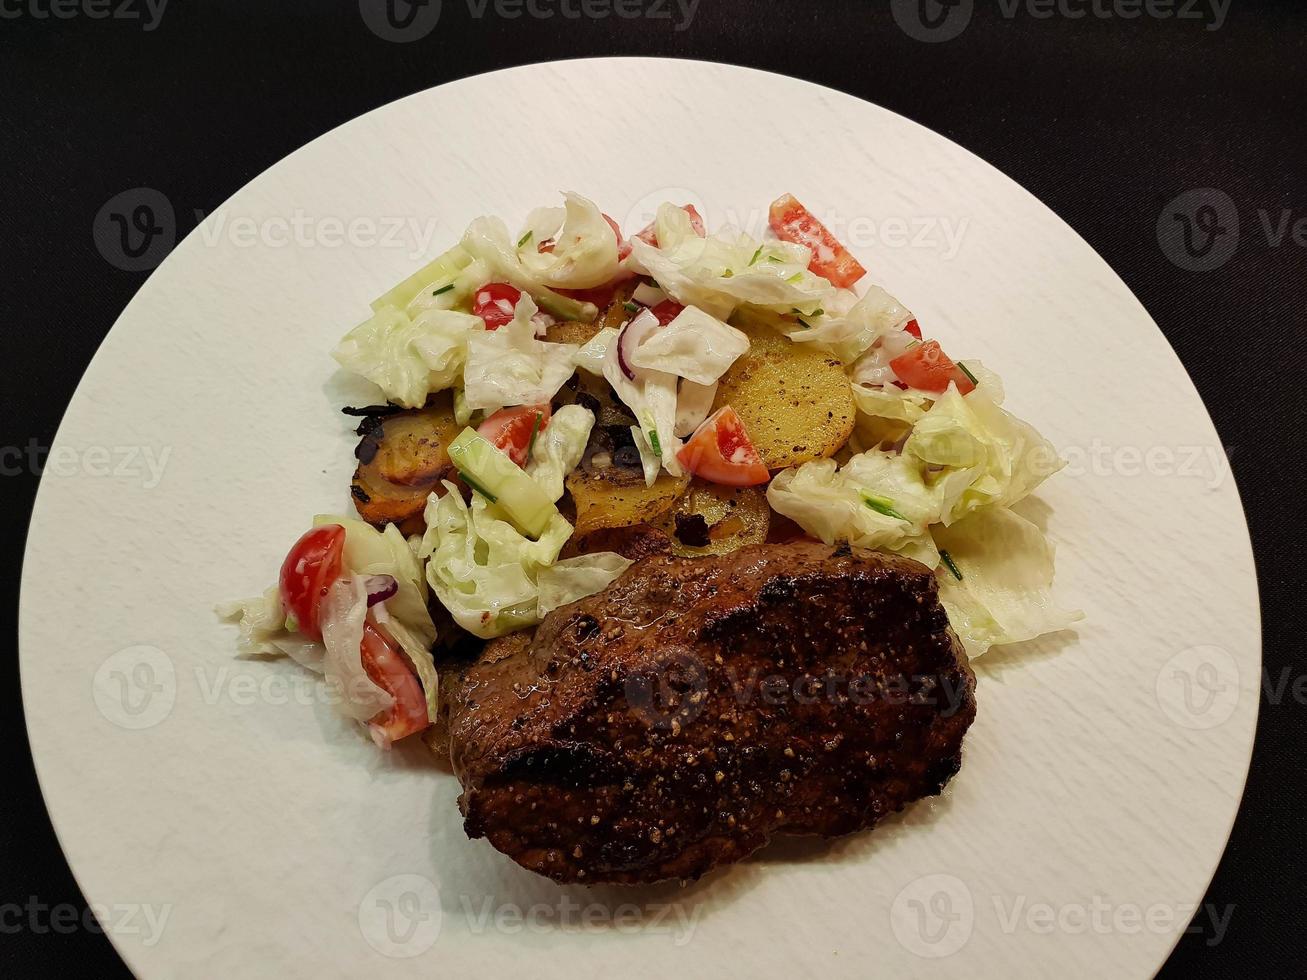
{"left": 787, "top": 272, "right": 804, "bottom": 283}
{"left": 812, "top": 308, "right": 824, "bottom": 317}
{"left": 722, "top": 269, "right": 734, "bottom": 279}
{"left": 455, "top": 469, "right": 499, "bottom": 504}
{"left": 861, "top": 492, "right": 908, "bottom": 522}
{"left": 517, "top": 230, "right": 533, "bottom": 248}
{"left": 647, "top": 429, "right": 662, "bottom": 456}
{"left": 526, "top": 411, "right": 543, "bottom": 462}
{"left": 284, "top": 614, "right": 299, "bottom": 633}
{"left": 796, "top": 318, "right": 813, "bottom": 329}
{"left": 767, "top": 255, "right": 783, "bottom": 263}
{"left": 958, "top": 362, "right": 979, "bottom": 385}
{"left": 748, "top": 246, "right": 764, "bottom": 266}
{"left": 940, "top": 549, "right": 964, "bottom": 581}
{"left": 623, "top": 301, "right": 639, "bottom": 314}
{"left": 431, "top": 283, "right": 455, "bottom": 297}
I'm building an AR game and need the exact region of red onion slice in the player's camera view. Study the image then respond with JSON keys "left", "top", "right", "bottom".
{"left": 617, "top": 308, "right": 661, "bottom": 381}
{"left": 364, "top": 575, "right": 399, "bottom": 607}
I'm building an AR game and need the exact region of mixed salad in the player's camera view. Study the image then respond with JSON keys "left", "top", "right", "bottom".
{"left": 221, "top": 192, "right": 1080, "bottom": 748}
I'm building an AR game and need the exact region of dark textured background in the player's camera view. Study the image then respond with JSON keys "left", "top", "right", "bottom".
{"left": 1, "top": 0, "right": 1301, "bottom": 975}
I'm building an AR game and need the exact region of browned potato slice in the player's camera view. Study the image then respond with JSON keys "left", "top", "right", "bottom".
{"left": 566, "top": 463, "right": 689, "bottom": 536}
{"left": 371, "top": 393, "right": 462, "bottom": 486}
{"left": 597, "top": 280, "right": 638, "bottom": 332}
{"left": 653, "top": 479, "right": 771, "bottom": 557}
{"left": 351, "top": 462, "right": 435, "bottom": 535}
{"left": 350, "top": 393, "right": 462, "bottom": 534}
{"left": 545, "top": 319, "right": 603, "bottom": 347}
{"left": 714, "top": 318, "right": 855, "bottom": 469}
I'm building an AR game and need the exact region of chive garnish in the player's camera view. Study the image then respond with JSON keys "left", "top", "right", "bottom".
{"left": 647, "top": 429, "right": 662, "bottom": 456}
{"left": 455, "top": 469, "right": 499, "bottom": 504}
{"left": 787, "top": 272, "right": 803, "bottom": 283}
{"left": 284, "top": 614, "right": 299, "bottom": 633}
{"left": 526, "top": 411, "right": 543, "bottom": 462}
{"left": 940, "top": 549, "right": 964, "bottom": 581}
{"left": 796, "top": 318, "right": 813, "bottom": 329}
{"left": 861, "top": 492, "right": 908, "bottom": 522}
{"left": 958, "top": 362, "right": 979, "bottom": 385}
{"left": 767, "top": 255, "right": 783, "bottom": 263}
{"left": 431, "top": 283, "right": 455, "bottom": 296}
{"left": 722, "top": 269, "right": 734, "bottom": 278}
{"left": 749, "top": 246, "right": 764, "bottom": 266}
{"left": 517, "top": 230, "right": 533, "bottom": 248}
{"left": 624, "top": 301, "right": 639, "bottom": 314}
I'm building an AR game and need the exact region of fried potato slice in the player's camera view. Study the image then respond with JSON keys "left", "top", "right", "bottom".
{"left": 566, "top": 463, "right": 689, "bottom": 537}
{"left": 714, "top": 318, "right": 855, "bottom": 469}
{"left": 653, "top": 479, "right": 771, "bottom": 557}
{"left": 350, "top": 393, "right": 461, "bottom": 533}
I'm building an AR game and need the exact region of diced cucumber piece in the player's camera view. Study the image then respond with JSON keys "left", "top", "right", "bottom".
{"left": 447, "top": 429, "right": 558, "bottom": 539}
{"left": 535, "top": 288, "right": 598, "bottom": 323}
{"left": 371, "top": 245, "right": 475, "bottom": 314}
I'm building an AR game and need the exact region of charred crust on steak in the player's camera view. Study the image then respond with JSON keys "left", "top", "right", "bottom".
{"left": 446, "top": 540, "right": 977, "bottom": 885}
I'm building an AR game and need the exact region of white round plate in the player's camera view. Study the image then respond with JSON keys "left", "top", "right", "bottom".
{"left": 20, "top": 59, "right": 1258, "bottom": 978}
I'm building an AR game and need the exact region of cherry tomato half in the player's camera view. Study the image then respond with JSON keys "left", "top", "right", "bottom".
{"left": 768, "top": 193, "right": 867, "bottom": 289}
{"left": 472, "top": 282, "right": 523, "bottom": 331}
{"left": 477, "top": 404, "right": 551, "bottom": 468}
{"left": 279, "top": 525, "right": 346, "bottom": 642}
{"left": 676, "top": 406, "right": 770, "bottom": 487}
{"left": 361, "top": 620, "right": 430, "bottom": 747}
{"left": 889, "top": 340, "right": 976, "bottom": 395}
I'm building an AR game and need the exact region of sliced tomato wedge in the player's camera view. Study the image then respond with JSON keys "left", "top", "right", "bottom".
{"left": 279, "top": 525, "right": 346, "bottom": 642}
{"left": 649, "top": 299, "right": 685, "bottom": 325}
{"left": 360, "top": 620, "right": 430, "bottom": 747}
{"left": 676, "top": 406, "right": 770, "bottom": 487}
{"left": 472, "top": 282, "right": 523, "bottom": 331}
{"left": 768, "top": 193, "right": 867, "bottom": 289}
{"left": 889, "top": 340, "right": 976, "bottom": 395}
{"left": 903, "top": 318, "right": 922, "bottom": 340}
{"left": 477, "top": 404, "right": 551, "bottom": 467}
{"left": 633, "top": 204, "right": 706, "bottom": 247}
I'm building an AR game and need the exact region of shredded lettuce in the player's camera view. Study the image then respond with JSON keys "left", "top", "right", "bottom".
{"left": 627, "top": 204, "right": 835, "bottom": 320}
{"left": 333, "top": 306, "right": 483, "bottom": 409}
{"left": 419, "top": 483, "right": 628, "bottom": 638}
{"left": 575, "top": 326, "right": 618, "bottom": 376}
{"left": 788, "top": 285, "right": 912, "bottom": 363}
{"left": 461, "top": 294, "right": 580, "bottom": 412}
{"left": 932, "top": 508, "right": 1083, "bottom": 658}
{"left": 627, "top": 305, "right": 750, "bottom": 385}
{"left": 538, "top": 553, "right": 635, "bottom": 617}
{"left": 601, "top": 325, "right": 683, "bottom": 478}
{"left": 903, "top": 387, "right": 1063, "bottom": 524}
{"left": 525, "top": 404, "right": 595, "bottom": 501}
{"left": 512, "top": 192, "right": 621, "bottom": 289}
{"left": 320, "top": 575, "right": 393, "bottom": 721}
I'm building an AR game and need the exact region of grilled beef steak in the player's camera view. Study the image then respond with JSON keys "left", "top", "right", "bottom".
{"left": 446, "top": 540, "right": 976, "bottom": 884}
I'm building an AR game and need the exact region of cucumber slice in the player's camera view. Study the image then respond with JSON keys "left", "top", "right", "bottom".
{"left": 371, "top": 245, "right": 475, "bottom": 313}
{"left": 447, "top": 428, "right": 558, "bottom": 539}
